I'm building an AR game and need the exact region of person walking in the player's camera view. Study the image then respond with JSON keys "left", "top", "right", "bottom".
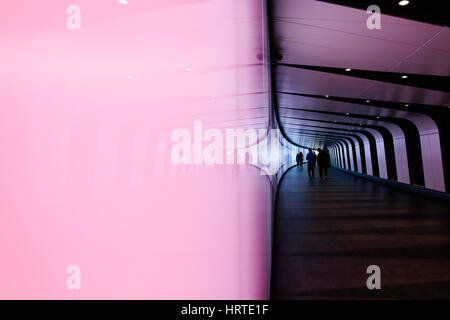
{"left": 296, "top": 151, "right": 304, "bottom": 166}
{"left": 306, "top": 149, "right": 316, "bottom": 180}
{"left": 317, "top": 147, "right": 331, "bottom": 180}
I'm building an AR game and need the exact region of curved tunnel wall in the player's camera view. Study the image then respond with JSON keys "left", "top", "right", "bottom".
{"left": 329, "top": 116, "right": 447, "bottom": 193}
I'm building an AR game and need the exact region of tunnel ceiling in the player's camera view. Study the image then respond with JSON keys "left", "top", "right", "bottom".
{"left": 269, "top": 0, "right": 450, "bottom": 149}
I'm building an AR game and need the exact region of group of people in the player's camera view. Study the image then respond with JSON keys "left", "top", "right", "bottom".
{"left": 296, "top": 148, "right": 331, "bottom": 180}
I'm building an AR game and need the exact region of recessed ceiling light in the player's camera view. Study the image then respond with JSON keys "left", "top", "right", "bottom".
{"left": 376, "top": 116, "right": 380, "bottom": 119}
{"left": 119, "top": 0, "right": 129, "bottom": 4}
{"left": 185, "top": 67, "right": 192, "bottom": 72}
{"left": 366, "top": 100, "right": 370, "bottom": 102}
{"left": 405, "top": 104, "right": 409, "bottom": 107}
{"left": 345, "top": 68, "right": 351, "bottom": 71}
{"left": 399, "top": 0, "right": 409, "bottom": 6}
{"left": 402, "top": 75, "right": 408, "bottom": 79}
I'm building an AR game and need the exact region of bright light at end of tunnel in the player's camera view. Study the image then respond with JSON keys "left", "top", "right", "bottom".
{"left": 345, "top": 68, "right": 351, "bottom": 71}
{"left": 399, "top": 0, "right": 410, "bottom": 6}
{"left": 402, "top": 75, "right": 408, "bottom": 79}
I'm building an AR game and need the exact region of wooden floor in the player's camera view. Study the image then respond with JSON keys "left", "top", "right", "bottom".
{"left": 271, "top": 166, "right": 450, "bottom": 299}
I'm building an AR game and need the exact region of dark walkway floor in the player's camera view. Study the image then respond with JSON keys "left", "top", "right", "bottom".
{"left": 271, "top": 166, "right": 450, "bottom": 299}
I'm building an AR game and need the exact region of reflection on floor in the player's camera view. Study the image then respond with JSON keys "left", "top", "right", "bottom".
{"left": 271, "top": 166, "right": 450, "bottom": 299}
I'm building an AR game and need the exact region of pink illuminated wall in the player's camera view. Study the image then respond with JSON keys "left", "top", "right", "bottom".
{"left": 0, "top": 0, "right": 274, "bottom": 299}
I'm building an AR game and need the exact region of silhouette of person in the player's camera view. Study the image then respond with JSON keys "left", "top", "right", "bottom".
{"left": 306, "top": 149, "right": 316, "bottom": 180}
{"left": 296, "top": 151, "right": 304, "bottom": 166}
{"left": 317, "top": 147, "right": 331, "bottom": 180}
